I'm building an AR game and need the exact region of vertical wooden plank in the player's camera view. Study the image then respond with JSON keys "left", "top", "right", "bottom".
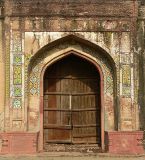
{"left": 44, "top": 55, "right": 101, "bottom": 147}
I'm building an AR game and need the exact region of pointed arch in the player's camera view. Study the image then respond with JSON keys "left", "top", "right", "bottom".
{"left": 29, "top": 34, "right": 116, "bottom": 75}
{"left": 27, "top": 34, "right": 118, "bottom": 152}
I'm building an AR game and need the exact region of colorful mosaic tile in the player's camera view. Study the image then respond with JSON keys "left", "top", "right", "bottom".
{"left": 13, "top": 55, "right": 22, "bottom": 65}
{"left": 24, "top": 55, "right": 32, "bottom": 96}
{"left": 12, "top": 98, "right": 22, "bottom": 108}
{"left": 30, "top": 87, "right": 38, "bottom": 95}
{"left": 122, "top": 86, "right": 131, "bottom": 96}
{"left": 13, "top": 43, "right": 22, "bottom": 52}
{"left": 13, "top": 85, "right": 22, "bottom": 97}
{"left": 6, "top": 42, "right": 10, "bottom": 98}
{"left": 32, "top": 66, "right": 39, "bottom": 73}
{"left": 29, "top": 73, "right": 40, "bottom": 95}
{"left": 29, "top": 60, "right": 42, "bottom": 96}
{"left": 122, "top": 65, "right": 131, "bottom": 86}
{"left": 30, "top": 76, "right": 38, "bottom": 83}
{"left": 13, "top": 66, "right": 22, "bottom": 84}
{"left": 103, "top": 65, "right": 114, "bottom": 95}
{"left": 25, "top": 54, "right": 31, "bottom": 65}
{"left": 106, "top": 75, "right": 113, "bottom": 95}
{"left": 10, "top": 31, "right": 23, "bottom": 99}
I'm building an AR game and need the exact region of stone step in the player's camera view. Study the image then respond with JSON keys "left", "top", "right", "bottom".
{"left": 44, "top": 144, "right": 102, "bottom": 153}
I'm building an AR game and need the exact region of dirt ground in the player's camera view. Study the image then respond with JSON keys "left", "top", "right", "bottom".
{"left": 0, "top": 152, "right": 145, "bottom": 160}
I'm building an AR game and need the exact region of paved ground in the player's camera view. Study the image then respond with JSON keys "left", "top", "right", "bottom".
{"left": 0, "top": 153, "right": 145, "bottom": 160}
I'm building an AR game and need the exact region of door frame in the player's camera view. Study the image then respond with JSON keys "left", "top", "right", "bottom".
{"left": 39, "top": 50, "right": 104, "bottom": 152}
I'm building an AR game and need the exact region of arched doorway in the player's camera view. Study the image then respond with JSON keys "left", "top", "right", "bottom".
{"left": 43, "top": 54, "right": 101, "bottom": 152}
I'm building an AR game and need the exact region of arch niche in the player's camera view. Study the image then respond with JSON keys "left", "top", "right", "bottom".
{"left": 28, "top": 35, "right": 117, "bottom": 152}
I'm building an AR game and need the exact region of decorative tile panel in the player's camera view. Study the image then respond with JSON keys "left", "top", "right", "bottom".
{"left": 25, "top": 54, "right": 31, "bottom": 66}
{"left": 12, "top": 99, "right": 22, "bottom": 108}
{"left": 29, "top": 65, "right": 41, "bottom": 96}
{"left": 24, "top": 54, "right": 32, "bottom": 96}
{"left": 105, "top": 72, "right": 113, "bottom": 95}
{"left": 122, "top": 87, "right": 131, "bottom": 96}
{"left": 12, "top": 32, "right": 22, "bottom": 53}
{"left": 13, "top": 66, "right": 22, "bottom": 85}
{"left": 13, "top": 85, "right": 22, "bottom": 97}
{"left": 10, "top": 31, "right": 23, "bottom": 110}
{"left": 122, "top": 65, "right": 131, "bottom": 86}
{"left": 13, "top": 55, "right": 22, "bottom": 65}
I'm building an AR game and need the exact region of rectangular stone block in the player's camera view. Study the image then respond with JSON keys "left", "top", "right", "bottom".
{"left": 0, "top": 132, "right": 39, "bottom": 154}
{"left": 105, "top": 131, "right": 145, "bottom": 154}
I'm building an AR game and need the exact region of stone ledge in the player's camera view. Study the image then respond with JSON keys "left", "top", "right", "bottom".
{"left": 0, "top": 132, "right": 39, "bottom": 154}
{"left": 105, "top": 131, "right": 145, "bottom": 154}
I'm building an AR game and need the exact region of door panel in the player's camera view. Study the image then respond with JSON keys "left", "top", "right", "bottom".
{"left": 43, "top": 55, "right": 101, "bottom": 149}
{"left": 45, "top": 129, "right": 71, "bottom": 143}
{"left": 44, "top": 94, "right": 71, "bottom": 144}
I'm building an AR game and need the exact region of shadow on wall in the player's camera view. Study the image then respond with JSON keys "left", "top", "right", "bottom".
{"left": 141, "top": 0, "right": 145, "bottom": 5}
{"left": 143, "top": 132, "right": 145, "bottom": 150}
{"left": 138, "top": 49, "right": 145, "bottom": 151}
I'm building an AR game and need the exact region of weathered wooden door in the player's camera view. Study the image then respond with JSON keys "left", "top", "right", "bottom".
{"left": 43, "top": 55, "right": 101, "bottom": 150}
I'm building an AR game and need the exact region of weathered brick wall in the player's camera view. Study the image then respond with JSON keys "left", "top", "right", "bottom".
{"left": 10, "top": 0, "right": 137, "bottom": 17}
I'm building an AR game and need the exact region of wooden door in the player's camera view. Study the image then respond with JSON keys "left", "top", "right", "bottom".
{"left": 43, "top": 55, "right": 101, "bottom": 149}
